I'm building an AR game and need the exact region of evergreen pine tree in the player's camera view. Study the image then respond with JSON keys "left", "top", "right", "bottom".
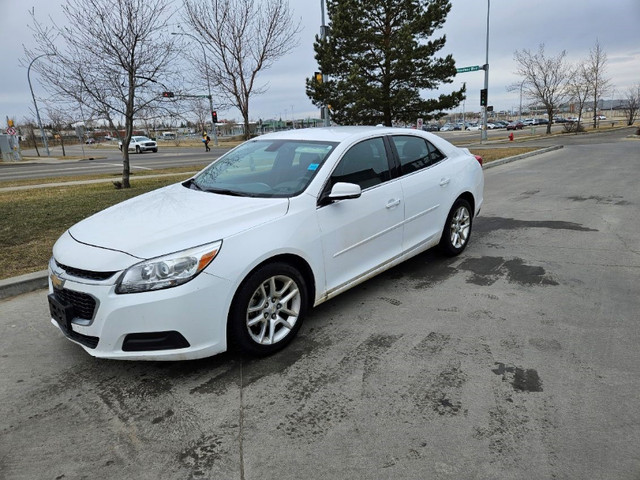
{"left": 306, "top": 0, "right": 464, "bottom": 126}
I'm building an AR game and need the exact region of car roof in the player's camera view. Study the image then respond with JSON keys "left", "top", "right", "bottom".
{"left": 253, "top": 126, "right": 428, "bottom": 144}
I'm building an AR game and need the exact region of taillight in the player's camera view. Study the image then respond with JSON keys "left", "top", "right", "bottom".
{"left": 474, "top": 155, "right": 483, "bottom": 166}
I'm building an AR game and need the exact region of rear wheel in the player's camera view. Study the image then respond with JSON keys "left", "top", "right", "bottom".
{"left": 228, "top": 262, "right": 307, "bottom": 356}
{"left": 439, "top": 198, "right": 472, "bottom": 256}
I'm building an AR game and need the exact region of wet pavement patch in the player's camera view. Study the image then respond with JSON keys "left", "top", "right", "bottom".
{"left": 492, "top": 362, "right": 543, "bottom": 392}
{"left": 566, "top": 195, "right": 630, "bottom": 205}
{"left": 459, "top": 256, "right": 558, "bottom": 286}
{"left": 474, "top": 216, "right": 597, "bottom": 233}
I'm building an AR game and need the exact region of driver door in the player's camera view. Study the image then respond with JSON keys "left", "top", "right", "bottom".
{"left": 316, "top": 137, "right": 404, "bottom": 296}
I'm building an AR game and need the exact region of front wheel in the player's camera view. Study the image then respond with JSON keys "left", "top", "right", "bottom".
{"left": 228, "top": 263, "right": 307, "bottom": 356}
{"left": 439, "top": 198, "right": 473, "bottom": 256}
{"left": 135, "top": 145, "right": 141, "bottom": 154}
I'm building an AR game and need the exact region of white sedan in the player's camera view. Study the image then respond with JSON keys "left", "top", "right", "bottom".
{"left": 48, "top": 126, "right": 484, "bottom": 360}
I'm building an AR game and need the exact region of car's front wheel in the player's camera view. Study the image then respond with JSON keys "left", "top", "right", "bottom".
{"left": 135, "top": 145, "right": 141, "bottom": 154}
{"left": 228, "top": 262, "right": 307, "bottom": 356}
{"left": 439, "top": 198, "right": 473, "bottom": 256}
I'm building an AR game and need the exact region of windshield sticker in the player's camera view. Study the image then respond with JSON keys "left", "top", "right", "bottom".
{"left": 308, "top": 163, "right": 319, "bottom": 171}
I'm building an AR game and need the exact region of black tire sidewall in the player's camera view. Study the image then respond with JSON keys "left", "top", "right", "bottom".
{"left": 439, "top": 198, "right": 473, "bottom": 256}
{"left": 228, "top": 262, "right": 307, "bottom": 356}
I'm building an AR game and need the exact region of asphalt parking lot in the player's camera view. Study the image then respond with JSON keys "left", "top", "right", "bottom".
{"left": 1, "top": 138, "right": 639, "bottom": 479}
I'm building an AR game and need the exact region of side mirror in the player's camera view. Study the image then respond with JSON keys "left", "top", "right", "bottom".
{"left": 328, "top": 182, "right": 361, "bottom": 201}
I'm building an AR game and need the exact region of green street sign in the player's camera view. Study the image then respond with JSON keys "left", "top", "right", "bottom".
{"left": 456, "top": 65, "right": 481, "bottom": 73}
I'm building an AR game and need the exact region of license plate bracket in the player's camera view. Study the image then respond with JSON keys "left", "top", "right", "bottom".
{"left": 48, "top": 294, "right": 75, "bottom": 331}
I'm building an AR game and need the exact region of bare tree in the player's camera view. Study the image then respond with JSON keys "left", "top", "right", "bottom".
{"left": 45, "top": 106, "right": 74, "bottom": 157}
{"left": 514, "top": 45, "right": 571, "bottom": 134}
{"left": 183, "top": 0, "right": 301, "bottom": 140}
{"left": 621, "top": 84, "right": 640, "bottom": 126}
{"left": 20, "top": 118, "right": 41, "bottom": 155}
{"left": 25, "top": 0, "right": 179, "bottom": 188}
{"left": 583, "top": 41, "right": 611, "bottom": 128}
{"left": 566, "top": 63, "right": 590, "bottom": 132}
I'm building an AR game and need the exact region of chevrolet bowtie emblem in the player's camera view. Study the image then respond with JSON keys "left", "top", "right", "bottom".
{"left": 50, "top": 273, "right": 65, "bottom": 290}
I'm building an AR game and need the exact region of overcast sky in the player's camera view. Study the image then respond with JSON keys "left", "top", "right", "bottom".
{"left": 1, "top": 0, "right": 639, "bottom": 126}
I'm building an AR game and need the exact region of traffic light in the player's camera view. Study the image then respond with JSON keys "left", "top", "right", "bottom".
{"left": 480, "top": 89, "right": 487, "bottom": 107}
{"left": 314, "top": 71, "right": 323, "bottom": 83}
{"left": 211, "top": 111, "right": 218, "bottom": 123}
{"left": 162, "top": 91, "right": 175, "bottom": 98}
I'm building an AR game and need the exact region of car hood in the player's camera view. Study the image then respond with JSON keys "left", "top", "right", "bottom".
{"left": 68, "top": 183, "right": 289, "bottom": 259}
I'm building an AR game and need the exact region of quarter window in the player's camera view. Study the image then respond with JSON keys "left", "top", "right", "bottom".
{"left": 391, "top": 136, "right": 445, "bottom": 175}
{"left": 330, "top": 137, "right": 390, "bottom": 190}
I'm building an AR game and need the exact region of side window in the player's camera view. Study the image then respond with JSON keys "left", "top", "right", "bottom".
{"left": 392, "top": 135, "right": 446, "bottom": 175}
{"left": 426, "top": 140, "right": 446, "bottom": 165}
{"left": 330, "top": 137, "right": 390, "bottom": 190}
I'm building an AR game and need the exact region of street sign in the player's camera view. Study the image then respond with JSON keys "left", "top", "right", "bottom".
{"left": 456, "top": 65, "right": 481, "bottom": 73}
{"left": 417, "top": 118, "right": 423, "bottom": 130}
{"left": 6, "top": 127, "right": 16, "bottom": 135}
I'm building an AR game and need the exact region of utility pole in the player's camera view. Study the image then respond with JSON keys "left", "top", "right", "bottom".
{"left": 481, "top": 0, "right": 490, "bottom": 141}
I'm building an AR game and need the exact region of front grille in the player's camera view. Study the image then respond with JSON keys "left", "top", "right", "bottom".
{"left": 53, "top": 288, "right": 97, "bottom": 320}
{"left": 56, "top": 261, "right": 117, "bottom": 281}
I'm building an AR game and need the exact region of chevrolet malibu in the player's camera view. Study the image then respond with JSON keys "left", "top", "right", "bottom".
{"left": 48, "top": 126, "right": 484, "bottom": 360}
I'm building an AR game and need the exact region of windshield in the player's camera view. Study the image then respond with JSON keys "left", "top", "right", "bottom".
{"left": 188, "top": 139, "right": 337, "bottom": 197}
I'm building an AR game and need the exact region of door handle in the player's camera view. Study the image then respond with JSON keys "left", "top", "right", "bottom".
{"left": 439, "top": 178, "right": 451, "bottom": 187}
{"left": 386, "top": 198, "right": 401, "bottom": 209}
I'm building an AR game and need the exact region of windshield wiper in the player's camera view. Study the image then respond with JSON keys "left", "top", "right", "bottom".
{"left": 204, "top": 188, "right": 252, "bottom": 197}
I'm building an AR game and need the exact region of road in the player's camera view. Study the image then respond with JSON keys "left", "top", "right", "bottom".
{"left": 0, "top": 144, "right": 230, "bottom": 182}
{"left": 1, "top": 135, "right": 639, "bottom": 479}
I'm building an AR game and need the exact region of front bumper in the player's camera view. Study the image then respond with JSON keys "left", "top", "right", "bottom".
{"left": 48, "top": 259, "right": 232, "bottom": 360}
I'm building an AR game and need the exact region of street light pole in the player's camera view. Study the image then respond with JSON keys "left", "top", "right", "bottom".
{"left": 320, "top": 0, "right": 329, "bottom": 126}
{"left": 481, "top": 0, "right": 490, "bottom": 141}
{"left": 171, "top": 31, "right": 218, "bottom": 146}
{"left": 27, "top": 53, "right": 55, "bottom": 156}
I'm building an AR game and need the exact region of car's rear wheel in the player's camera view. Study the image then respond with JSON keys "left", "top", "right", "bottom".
{"left": 228, "top": 262, "right": 307, "bottom": 356}
{"left": 439, "top": 198, "right": 472, "bottom": 256}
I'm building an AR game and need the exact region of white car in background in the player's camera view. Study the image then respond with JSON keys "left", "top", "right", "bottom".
{"left": 118, "top": 135, "right": 158, "bottom": 153}
{"left": 48, "top": 126, "right": 484, "bottom": 360}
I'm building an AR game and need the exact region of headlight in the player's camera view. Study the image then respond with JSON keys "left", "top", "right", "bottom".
{"left": 115, "top": 241, "right": 222, "bottom": 294}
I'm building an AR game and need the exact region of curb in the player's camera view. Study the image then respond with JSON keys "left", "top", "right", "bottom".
{"left": 483, "top": 145, "right": 563, "bottom": 169}
{"left": 0, "top": 270, "right": 49, "bottom": 300}
{"left": 0, "top": 144, "right": 565, "bottom": 300}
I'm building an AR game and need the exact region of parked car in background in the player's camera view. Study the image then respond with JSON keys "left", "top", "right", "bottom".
{"left": 553, "top": 117, "right": 568, "bottom": 123}
{"left": 506, "top": 121, "right": 524, "bottom": 130}
{"left": 85, "top": 138, "right": 95, "bottom": 144}
{"left": 440, "top": 123, "right": 456, "bottom": 132}
{"left": 47, "top": 126, "right": 484, "bottom": 360}
{"left": 118, "top": 136, "right": 158, "bottom": 153}
{"left": 422, "top": 123, "right": 440, "bottom": 132}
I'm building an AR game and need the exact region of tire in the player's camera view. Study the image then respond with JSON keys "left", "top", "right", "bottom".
{"left": 152, "top": 148, "right": 158, "bottom": 153}
{"left": 439, "top": 198, "right": 473, "bottom": 256}
{"left": 228, "top": 262, "right": 307, "bottom": 356}
{"left": 135, "top": 145, "right": 141, "bottom": 154}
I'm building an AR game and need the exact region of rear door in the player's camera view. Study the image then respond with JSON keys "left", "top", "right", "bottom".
{"left": 389, "top": 134, "right": 452, "bottom": 254}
